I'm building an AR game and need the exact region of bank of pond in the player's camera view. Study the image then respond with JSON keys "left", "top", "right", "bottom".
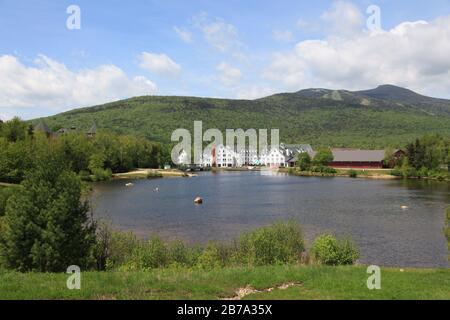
{"left": 0, "top": 220, "right": 448, "bottom": 300}
{"left": 1, "top": 264, "right": 449, "bottom": 300}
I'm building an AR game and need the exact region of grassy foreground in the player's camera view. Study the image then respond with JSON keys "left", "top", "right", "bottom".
{"left": 0, "top": 265, "right": 448, "bottom": 300}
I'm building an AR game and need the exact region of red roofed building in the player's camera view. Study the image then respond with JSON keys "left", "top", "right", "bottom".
{"left": 327, "top": 148, "right": 404, "bottom": 169}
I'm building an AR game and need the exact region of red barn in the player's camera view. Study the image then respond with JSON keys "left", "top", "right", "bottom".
{"left": 329, "top": 149, "right": 386, "bottom": 169}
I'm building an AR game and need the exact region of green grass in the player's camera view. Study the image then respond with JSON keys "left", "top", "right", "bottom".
{"left": 1, "top": 265, "right": 448, "bottom": 300}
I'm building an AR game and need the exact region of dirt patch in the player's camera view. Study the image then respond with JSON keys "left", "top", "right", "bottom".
{"left": 222, "top": 282, "right": 300, "bottom": 300}
{"left": 96, "top": 294, "right": 117, "bottom": 300}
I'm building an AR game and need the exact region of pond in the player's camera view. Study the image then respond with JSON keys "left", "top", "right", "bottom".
{"left": 91, "top": 171, "right": 450, "bottom": 268}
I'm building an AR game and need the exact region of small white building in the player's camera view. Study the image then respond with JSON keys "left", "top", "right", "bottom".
{"left": 176, "top": 150, "right": 190, "bottom": 165}
{"left": 201, "top": 152, "right": 214, "bottom": 167}
{"left": 216, "top": 145, "right": 238, "bottom": 168}
{"left": 259, "top": 144, "right": 313, "bottom": 168}
{"left": 197, "top": 143, "right": 314, "bottom": 168}
{"left": 238, "top": 149, "right": 260, "bottom": 166}
{"left": 260, "top": 147, "right": 288, "bottom": 168}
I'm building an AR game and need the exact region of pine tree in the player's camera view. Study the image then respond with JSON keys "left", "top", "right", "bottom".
{"left": 0, "top": 153, "right": 97, "bottom": 272}
{"left": 313, "top": 148, "right": 334, "bottom": 166}
{"left": 297, "top": 153, "right": 312, "bottom": 171}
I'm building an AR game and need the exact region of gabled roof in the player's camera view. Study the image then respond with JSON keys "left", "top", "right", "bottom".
{"left": 87, "top": 123, "right": 97, "bottom": 134}
{"left": 34, "top": 122, "right": 53, "bottom": 134}
{"left": 57, "top": 128, "right": 71, "bottom": 134}
{"left": 281, "top": 144, "right": 313, "bottom": 154}
{"left": 331, "top": 149, "right": 385, "bottom": 162}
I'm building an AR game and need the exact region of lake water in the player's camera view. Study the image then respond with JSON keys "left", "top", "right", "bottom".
{"left": 91, "top": 171, "right": 450, "bottom": 268}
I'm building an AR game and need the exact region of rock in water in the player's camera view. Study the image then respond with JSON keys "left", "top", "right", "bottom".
{"left": 194, "top": 197, "right": 203, "bottom": 204}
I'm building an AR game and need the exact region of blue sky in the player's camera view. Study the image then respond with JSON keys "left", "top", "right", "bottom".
{"left": 1, "top": 0, "right": 450, "bottom": 119}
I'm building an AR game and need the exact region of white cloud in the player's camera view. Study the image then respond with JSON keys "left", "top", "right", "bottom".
{"left": 272, "top": 30, "right": 294, "bottom": 42}
{"left": 0, "top": 55, "right": 157, "bottom": 112}
{"left": 194, "top": 13, "right": 238, "bottom": 52}
{"left": 193, "top": 13, "right": 245, "bottom": 61}
{"left": 138, "top": 52, "right": 181, "bottom": 76}
{"left": 173, "top": 26, "right": 193, "bottom": 43}
{"left": 0, "top": 112, "right": 13, "bottom": 121}
{"left": 321, "top": 0, "right": 364, "bottom": 38}
{"left": 216, "top": 62, "right": 242, "bottom": 86}
{"left": 297, "top": 19, "right": 309, "bottom": 29}
{"left": 264, "top": 15, "right": 450, "bottom": 97}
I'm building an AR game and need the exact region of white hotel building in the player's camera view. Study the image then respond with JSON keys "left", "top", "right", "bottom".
{"left": 200, "top": 144, "right": 313, "bottom": 168}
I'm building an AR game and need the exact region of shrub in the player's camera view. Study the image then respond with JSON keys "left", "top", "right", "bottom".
{"left": 391, "top": 168, "right": 402, "bottom": 177}
{"left": 297, "top": 153, "right": 312, "bottom": 171}
{"left": 237, "top": 221, "right": 305, "bottom": 266}
{"left": 91, "top": 168, "right": 112, "bottom": 182}
{"left": 429, "top": 170, "right": 447, "bottom": 181}
{"left": 103, "top": 229, "right": 140, "bottom": 270}
{"left": 404, "top": 167, "right": 418, "bottom": 178}
{"left": 0, "top": 159, "right": 97, "bottom": 272}
{"left": 167, "top": 240, "right": 189, "bottom": 266}
{"left": 323, "top": 166, "right": 337, "bottom": 174}
{"left": 347, "top": 169, "right": 358, "bottom": 178}
{"left": 311, "top": 166, "right": 337, "bottom": 174}
{"left": 147, "top": 171, "right": 163, "bottom": 179}
{"left": 167, "top": 240, "right": 202, "bottom": 267}
{"left": 99, "top": 222, "right": 377, "bottom": 271}
{"left": 197, "top": 243, "right": 223, "bottom": 270}
{"left": 79, "top": 170, "right": 92, "bottom": 182}
{"left": 418, "top": 167, "right": 429, "bottom": 178}
{"left": 130, "top": 237, "right": 169, "bottom": 270}
{"left": 311, "top": 234, "right": 359, "bottom": 266}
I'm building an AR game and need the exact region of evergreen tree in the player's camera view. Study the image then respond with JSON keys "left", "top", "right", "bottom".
{"left": 297, "top": 153, "right": 312, "bottom": 171}
{"left": 313, "top": 148, "right": 334, "bottom": 166}
{"left": 0, "top": 153, "right": 97, "bottom": 272}
{"left": 0, "top": 117, "right": 28, "bottom": 142}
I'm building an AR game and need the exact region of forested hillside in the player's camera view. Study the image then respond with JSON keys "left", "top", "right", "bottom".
{"left": 34, "top": 85, "right": 450, "bottom": 148}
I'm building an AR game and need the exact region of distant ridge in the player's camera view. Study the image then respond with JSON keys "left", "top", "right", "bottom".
{"left": 293, "top": 84, "right": 450, "bottom": 116}
{"left": 33, "top": 85, "right": 450, "bottom": 148}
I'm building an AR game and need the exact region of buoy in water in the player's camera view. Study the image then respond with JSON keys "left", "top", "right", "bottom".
{"left": 154, "top": 187, "right": 159, "bottom": 192}
{"left": 194, "top": 197, "right": 203, "bottom": 204}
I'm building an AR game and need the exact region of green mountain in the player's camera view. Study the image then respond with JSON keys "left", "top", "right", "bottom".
{"left": 34, "top": 85, "right": 450, "bottom": 148}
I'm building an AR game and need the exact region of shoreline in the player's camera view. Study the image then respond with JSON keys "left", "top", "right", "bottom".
{"left": 279, "top": 168, "right": 399, "bottom": 180}
{"left": 279, "top": 168, "right": 450, "bottom": 182}
{"left": 0, "top": 182, "right": 18, "bottom": 187}
{"left": 112, "top": 168, "right": 197, "bottom": 180}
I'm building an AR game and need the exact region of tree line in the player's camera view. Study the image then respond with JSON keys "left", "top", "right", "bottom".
{"left": 295, "top": 135, "right": 450, "bottom": 179}
{"left": 0, "top": 117, "right": 171, "bottom": 272}
{"left": 391, "top": 135, "right": 450, "bottom": 178}
{"left": 0, "top": 117, "right": 171, "bottom": 184}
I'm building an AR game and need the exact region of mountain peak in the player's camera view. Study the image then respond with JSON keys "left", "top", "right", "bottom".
{"left": 376, "top": 84, "right": 411, "bottom": 90}
{"left": 356, "top": 84, "right": 427, "bottom": 102}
